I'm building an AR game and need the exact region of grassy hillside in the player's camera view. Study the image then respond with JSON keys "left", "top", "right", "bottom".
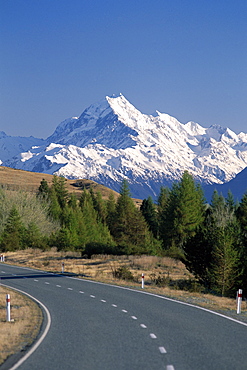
{"left": 0, "top": 166, "right": 142, "bottom": 206}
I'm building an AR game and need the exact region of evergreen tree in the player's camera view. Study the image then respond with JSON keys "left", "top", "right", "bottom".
{"left": 157, "top": 186, "right": 170, "bottom": 238}
{"left": 140, "top": 196, "right": 158, "bottom": 238}
{"left": 210, "top": 222, "right": 241, "bottom": 296}
{"left": 94, "top": 191, "right": 107, "bottom": 224}
{"left": 48, "top": 187, "right": 62, "bottom": 220}
{"left": 235, "top": 191, "right": 247, "bottom": 293}
{"left": 68, "top": 193, "right": 78, "bottom": 210}
{"left": 160, "top": 171, "right": 206, "bottom": 250}
{"left": 183, "top": 222, "right": 213, "bottom": 288}
{"left": 209, "top": 193, "right": 242, "bottom": 296}
{"left": 106, "top": 192, "right": 116, "bottom": 234}
{"left": 237, "top": 191, "right": 247, "bottom": 240}
{"left": 1, "top": 206, "right": 26, "bottom": 251}
{"left": 37, "top": 179, "right": 50, "bottom": 199}
{"left": 51, "top": 176, "right": 68, "bottom": 209}
{"left": 226, "top": 190, "right": 235, "bottom": 213}
{"left": 112, "top": 180, "right": 154, "bottom": 254}
{"left": 24, "top": 222, "right": 44, "bottom": 249}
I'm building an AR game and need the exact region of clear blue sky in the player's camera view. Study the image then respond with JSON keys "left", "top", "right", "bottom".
{"left": 1, "top": 0, "right": 246, "bottom": 138}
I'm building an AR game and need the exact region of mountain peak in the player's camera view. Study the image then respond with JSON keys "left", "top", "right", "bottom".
{"left": 2, "top": 94, "right": 247, "bottom": 201}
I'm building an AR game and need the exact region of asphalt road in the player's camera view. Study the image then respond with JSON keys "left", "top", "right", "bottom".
{"left": 1, "top": 263, "right": 247, "bottom": 370}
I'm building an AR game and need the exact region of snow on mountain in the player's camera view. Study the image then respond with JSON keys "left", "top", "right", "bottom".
{"left": 2, "top": 94, "right": 247, "bottom": 199}
{"left": 0, "top": 132, "right": 46, "bottom": 164}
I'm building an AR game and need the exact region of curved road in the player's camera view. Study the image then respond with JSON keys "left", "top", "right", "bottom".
{"left": 1, "top": 263, "right": 247, "bottom": 370}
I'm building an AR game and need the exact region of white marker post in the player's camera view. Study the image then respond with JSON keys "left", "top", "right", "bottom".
{"left": 61, "top": 262, "right": 64, "bottom": 274}
{"left": 141, "top": 273, "right": 144, "bottom": 289}
{"left": 237, "top": 289, "right": 243, "bottom": 314}
{"left": 6, "top": 294, "right": 11, "bottom": 322}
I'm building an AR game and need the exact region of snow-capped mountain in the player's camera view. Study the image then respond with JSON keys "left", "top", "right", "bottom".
{"left": 2, "top": 94, "right": 247, "bottom": 199}
{"left": 0, "top": 131, "right": 46, "bottom": 164}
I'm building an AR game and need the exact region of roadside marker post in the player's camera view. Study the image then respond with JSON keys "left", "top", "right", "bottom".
{"left": 142, "top": 273, "right": 144, "bottom": 289}
{"left": 237, "top": 289, "right": 243, "bottom": 314}
{"left": 61, "top": 262, "right": 64, "bottom": 274}
{"left": 6, "top": 294, "right": 11, "bottom": 322}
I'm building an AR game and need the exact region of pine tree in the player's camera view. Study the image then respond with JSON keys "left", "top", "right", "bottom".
{"left": 51, "top": 175, "right": 68, "bottom": 209}
{"left": 210, "top": 222, "right": 241, "bottom": 297}
{"left": 1, "top": 206, "right": 26, "bottom": 251}
{"left": 207, "top": 192, "right": 241, "bottom": 296}
{"left": 37, "top": 179, "right": 50, "bottom": 199}
{"left": 94, "top": 191, "right": 107, "bottom": 224}
{"left": 183, "top": 222, "right": 213, "bottom": 287}
{"left": 235, "top": 191, "right": 247, "bottom": 293}
{"left": 24, "top": 222, "right": 44, "bottom": 249}
{"left": 68, "top": 193, "right": 78, "bottom": 210}
{"left": 157, "top": 186, "right": 170, "bottom": 238}
{"left": 112, "top": 180, "right": 154, "bottom": 254}
{"left": 140, "top": 196, "right": 158, "bottom": 238}
{"left": 160, "top": 171, "right": 206, "bottom": 250}
{"left": 106, "top": 191, "right": 116, "bottom": 234}
{"left": 48, "top": 187, "right": 62, "bottom": 220}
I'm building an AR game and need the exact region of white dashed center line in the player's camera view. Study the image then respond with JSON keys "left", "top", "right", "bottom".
{"left": 159, "top": 346, "right": 167, "bottom": 354}
{"left": 4, "top": 270, "right": 174, "bottom": 368}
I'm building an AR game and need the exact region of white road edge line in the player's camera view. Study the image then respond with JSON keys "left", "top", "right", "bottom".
{"left": 65, "top": 275, "right": 247, "bottom": 328}
{"left": 6, "top": 264, "right": 247, "bottom": 328}
{"left": 1, "top": 283, "right": 51, "bottom": 370}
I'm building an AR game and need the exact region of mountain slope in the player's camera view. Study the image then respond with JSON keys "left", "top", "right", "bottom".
{"left": 2, "top": 94, "right": 247, "bottom": 200}
{"left": 0, "top": 131, "right": 46, "bottom": 164}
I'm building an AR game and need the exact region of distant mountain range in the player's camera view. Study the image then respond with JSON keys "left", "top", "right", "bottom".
{"left": 1, "top": 94, "right": 247, "bottom": 201}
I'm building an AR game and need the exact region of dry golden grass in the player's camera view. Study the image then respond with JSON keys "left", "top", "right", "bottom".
{"left": 0, "top": 166, "right": 118, "bottom": 199}
{"left": 0, "top": 285, "right": 42, "bottom": 365}
{"left": 0, "top": 166, "right": 142, "bottom": 205}
{"left": 4, "top": 249, "right": 247, "bottom": 319}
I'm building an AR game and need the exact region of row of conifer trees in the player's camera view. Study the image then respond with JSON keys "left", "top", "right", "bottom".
{"left": 0, "top": 171, "right": 247, "bottom": 297}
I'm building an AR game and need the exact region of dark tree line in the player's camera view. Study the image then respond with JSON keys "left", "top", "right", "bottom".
{"left": 1, "top": 172, "right": 247, "bottom": 297}
{"left": 140, "top": 172, "right": 247, "bottom": 297}
{"left": 0, "top": 176, "right": 158, "bottom": 257}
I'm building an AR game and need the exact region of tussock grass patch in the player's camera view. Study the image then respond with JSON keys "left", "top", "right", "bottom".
{"left": 0, "top": 286, "right": 42, "bottom": 365}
